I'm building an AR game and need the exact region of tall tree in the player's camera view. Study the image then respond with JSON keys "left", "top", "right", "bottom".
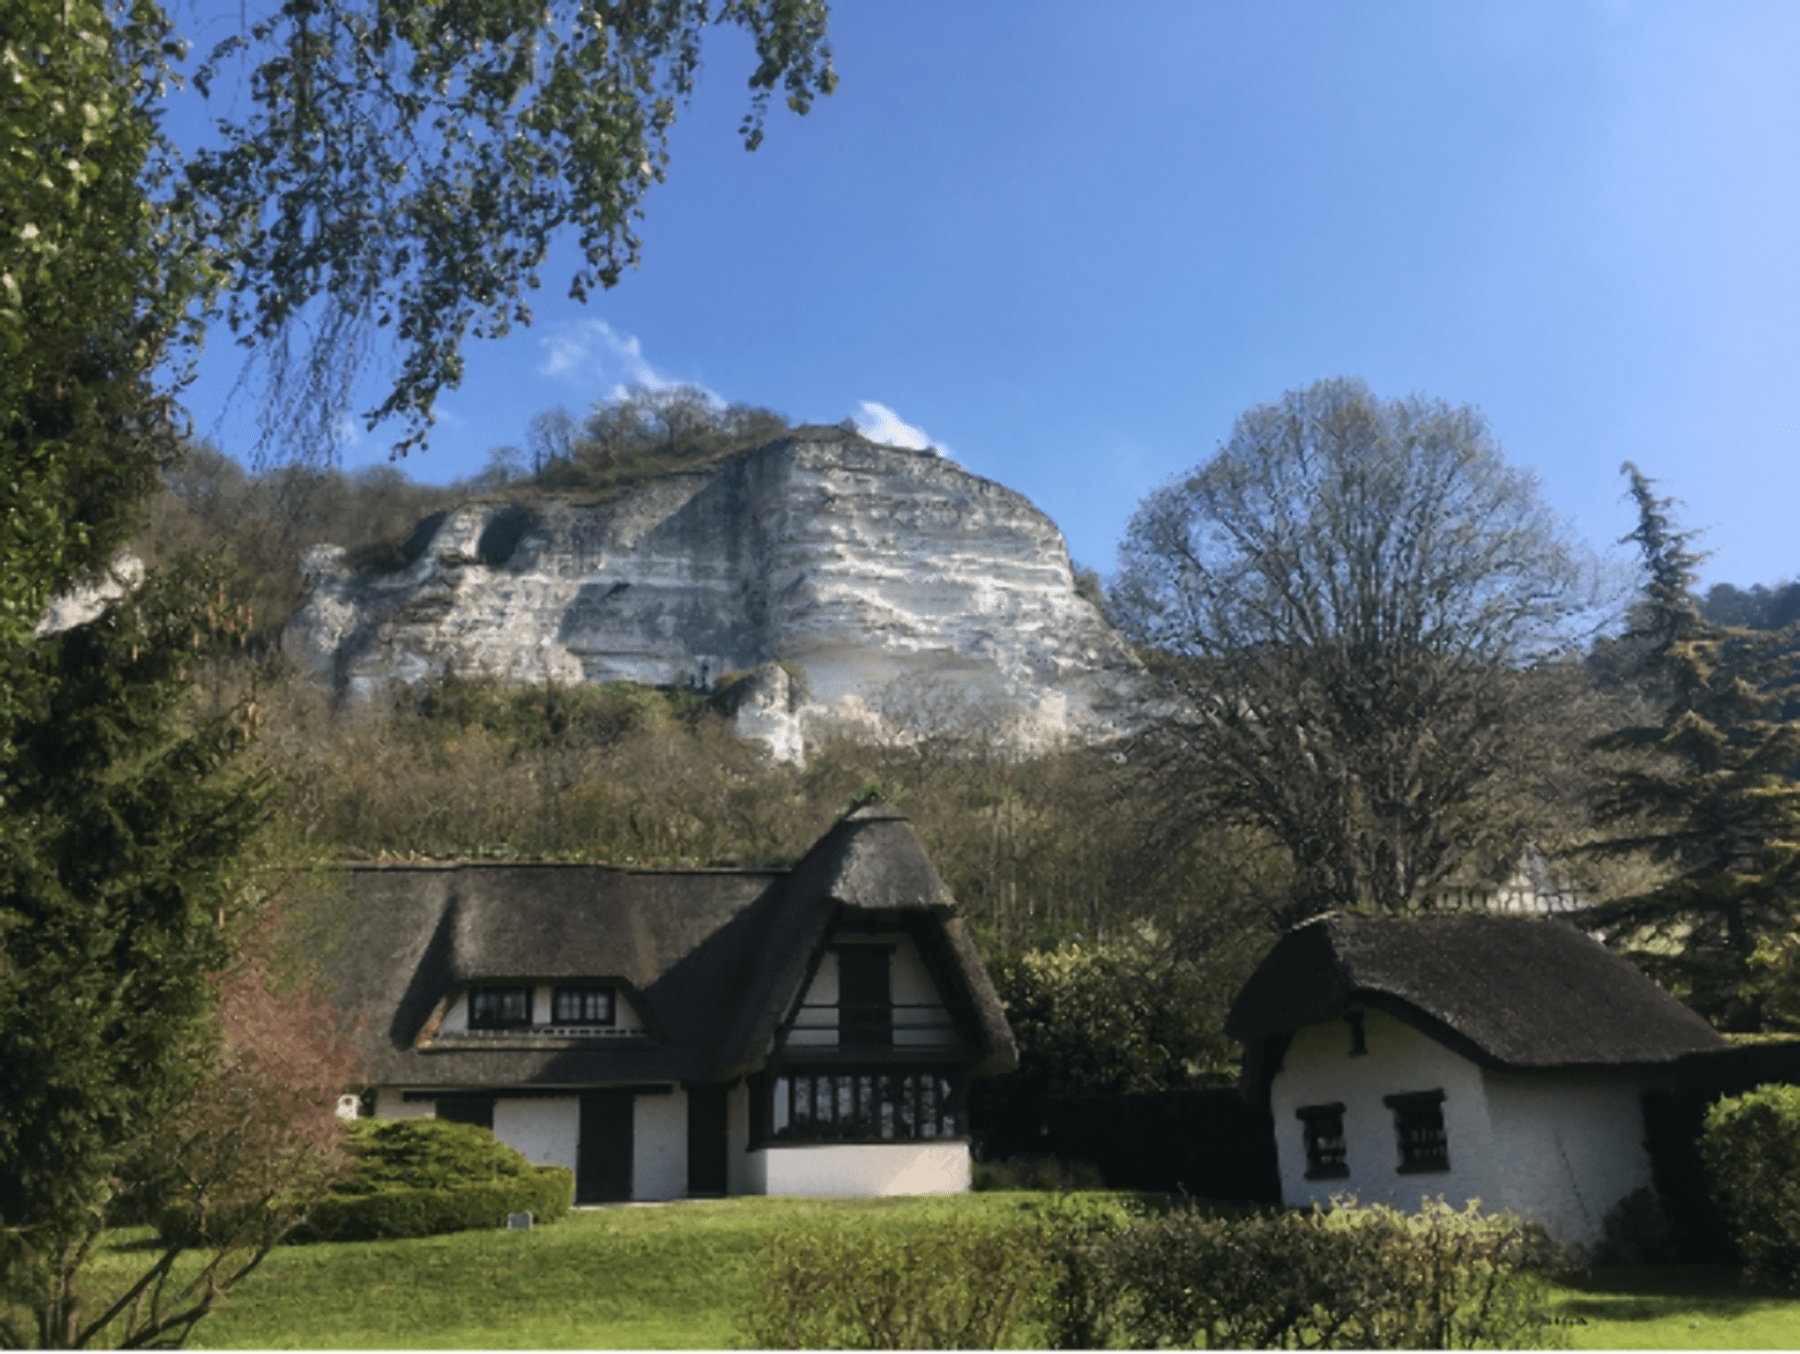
{"left": 188, "top": 0, "right": 834, "bottom": 456}
{"left": 1581, "top": 466, "right": 1800, "bottom": 1031}
{"left": 1110, "top": 377, "right": 1603, "bottom": 919}
{"left": 1, "top": 0, "right": 832, "bottom": 1341}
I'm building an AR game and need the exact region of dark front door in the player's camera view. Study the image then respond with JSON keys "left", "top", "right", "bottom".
{"left": 435, "top": 1096, "right": 495, "bottom": 1130}
{"left": 686, "top": 1084, "right": 729, "bottom": 1196}
{"left": 577, "top": 1091, "right": 635, "bottom": 1203}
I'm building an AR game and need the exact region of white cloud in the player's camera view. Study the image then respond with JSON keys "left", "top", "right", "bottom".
{"left": 537, "top": 318, "right": 700, "bottom": 401}
{"left": 853, "top": 401, "right": 942, "bottom": 455}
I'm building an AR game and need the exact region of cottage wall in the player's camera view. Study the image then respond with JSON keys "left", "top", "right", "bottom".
{"left": 745, "top": 1142, "right": 970, "bottom": 1195}
{"left": 1478, "top": 1069, "right": 1654, "bottom": 1248}
{"left": 372, "top": 1087, "right": 434, "bottom": 1119}
{"left": 1272, "top": 1008, "right": 1494, "bottom": 1214}
{"left": 1272, "top": 1008, "right": 1655, "bottom": 1248}
{"left": 493, "top": 1097, "right": 580, "bottom": 1173}
{"left": 633, "top": 1090, "right": 688, "bottom": 1200}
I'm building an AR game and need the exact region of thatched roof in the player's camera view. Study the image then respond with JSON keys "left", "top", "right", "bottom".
{"left": 1224, "top": 913, "right": 1725, "bottom": 1070}
{"left": 328, "top": 805, "right": 1016, "bottom": 1090}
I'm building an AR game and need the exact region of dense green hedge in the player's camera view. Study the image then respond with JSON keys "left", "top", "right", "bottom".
{"left": 293, "top": 1170, "right": 573, "bottom": 1243}
{"left": 1103, "top": 1198, "right": 1562, "bottom": 1349}
{"left": 748, "top": 1196, "right": 1564, "bottom": 1349}
{"left": 1700, "top": 1083, "right": 1800, "bottom": 1287}
{"left": 289, "top": 1118, "right": 573, "bottom": 1243}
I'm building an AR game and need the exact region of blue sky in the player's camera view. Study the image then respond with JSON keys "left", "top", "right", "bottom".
{"left": 177, "top": 0, "right": 1800, "bottom": 591}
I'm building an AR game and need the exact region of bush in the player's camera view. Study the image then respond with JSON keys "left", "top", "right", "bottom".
{"left": 744, "top": 1196, "right": 1558, "bottom": 1349}
{"left": 293, "top": 1170, "right": 572, "bottom": 1243}
{"left": 971, "top": 1156, "right": 1105, "bottom": 1192}
{"left": 1699, "top": 1083, "right": 1800, "bottom": 1286}
{"left": 287, "top": 1118, "right": 573, "bottom": 1242}
{"left": 1099, "top": 1198, "right": 1563, "bottom": 1350}
{"left": 744, "top": 1196, "right": 1130, "bottom": 1349}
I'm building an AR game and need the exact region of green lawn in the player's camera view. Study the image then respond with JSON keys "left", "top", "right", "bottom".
{"left": 1556, "top": 1265, "right": 1800, "bottom": 1350}
{"left": 76, "top": 1196, "right": 1800, "bottom": 1349}
{"left": 148, "top": 1195, "right": 1052, "bottom": 1350}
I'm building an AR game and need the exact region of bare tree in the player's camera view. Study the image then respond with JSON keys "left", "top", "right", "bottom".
{"left": 1111, "top": 378, "right": 1607, "bottom": 918}
{"left": 528, "top": 408, "right": 580, "bottom": 475}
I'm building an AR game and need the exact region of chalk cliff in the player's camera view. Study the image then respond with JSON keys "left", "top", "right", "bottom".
{"left": 287, "top": 431, "right": 1153, "bottom": 758}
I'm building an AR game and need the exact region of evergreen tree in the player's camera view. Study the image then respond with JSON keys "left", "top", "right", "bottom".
{"left": 1583, "top": 465, "right": 1800, "bottom": 1031}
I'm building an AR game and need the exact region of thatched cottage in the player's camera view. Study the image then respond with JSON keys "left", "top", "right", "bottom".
{"left": 329, "top": 805, "right": 1016, "bottom": 1201}
{"left": 1225, "top": 913, "right": 1726, "bottom": 1248}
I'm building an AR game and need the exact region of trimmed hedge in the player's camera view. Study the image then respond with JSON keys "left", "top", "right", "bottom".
{"left": 288, "top": 1118, "right": 573, "bottom": 1243}
{"left": 1700, "top": 1082, "right": 1800, "bottom": 1287}
{"left": 1102, "top": 1198, "right": 1563, "bottom": 1349}
{"left": 293, "top": 1171, "right": 573, "bottom": 1243}
{"left": 747, "top": 1196, "right": 1564, "bottom": 1350}
{"left": 745, "top": 1195, "right": 1129, "bottom": 1349}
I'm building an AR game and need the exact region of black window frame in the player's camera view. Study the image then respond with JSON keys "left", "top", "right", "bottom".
{"left": 762, "top": 1068, "right": 959, "bottom": 1145}
{"left": 834, "top": 944, "right": 895, "bottom": 1049}
{"left": 552, "top": 984, "right": 616, "bottom": 1026}
{"left": 467, "top": 985, "right": 533, "bottom": 1030}
{"left": 1296, "top": 1102, "right": 1349, "bottom": 1179}
{"left": 1384, "top": 1089, "right": 1450, "bottom": 1173}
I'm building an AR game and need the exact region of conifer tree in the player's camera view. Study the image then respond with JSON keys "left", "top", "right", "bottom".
{"left": 1583, "top": 465, "right": 1800, "bottom": 1031}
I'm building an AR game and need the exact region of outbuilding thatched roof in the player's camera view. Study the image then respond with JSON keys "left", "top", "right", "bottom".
{"left": 328, "top": 804, "right": 1016, "bottom": 1091}
{"left": 1224, "top": 913, "right": 1725, "bottom": 1070}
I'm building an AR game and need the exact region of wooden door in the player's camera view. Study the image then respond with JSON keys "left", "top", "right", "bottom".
{"left": 686, "top": 1084, "right": 729, "bottom": 1196}
{"left": 577, "top": 1091, "right": 635, "bottom": 1203}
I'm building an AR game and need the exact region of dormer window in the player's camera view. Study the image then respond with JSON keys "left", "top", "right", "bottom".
{"left": 553, "top": 985, "right": 615, "bottom": 1026}
{"left": 836, "top": 945, "right": 893, "bottom": 1048}
{"left": 469, "top": 986, "right": 532, "bottom": 1029}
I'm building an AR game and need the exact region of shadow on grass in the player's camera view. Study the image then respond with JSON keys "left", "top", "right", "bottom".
{"left": 1556, "top": 1264, "right": 1794, "bottom": 1324}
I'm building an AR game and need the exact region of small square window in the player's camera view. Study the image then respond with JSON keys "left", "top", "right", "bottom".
{"left": 469, "top": 986, "right": 532, "bottom": 1029}
{"left": 553, "top": 985, "right": 615, "bottom": 1026}
{"left": 1385, "top": 1090, "right": 1449, "bottom": 1173}
{"left": 1297, "top": 1103, "right": 1348, "bottom": 1178}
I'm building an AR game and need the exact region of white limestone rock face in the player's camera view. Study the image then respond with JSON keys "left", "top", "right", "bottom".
{"left": 287, "top": 433, "right": 1155, "bottom": 755}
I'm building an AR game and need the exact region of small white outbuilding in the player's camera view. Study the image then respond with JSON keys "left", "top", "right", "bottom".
{"left": 1225, "top": 913, "right": 1726, "bottom": 1250}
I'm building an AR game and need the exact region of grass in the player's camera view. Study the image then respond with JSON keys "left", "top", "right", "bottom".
{"left": 1556, "top": 1265, "right": 1800, "bottom": 1350}
{"left": 73, "top": 1196, "right": 1800, "bottom": 1349}
{"left": 105, "top": 1194, "right": 1063, "bottom": 1350}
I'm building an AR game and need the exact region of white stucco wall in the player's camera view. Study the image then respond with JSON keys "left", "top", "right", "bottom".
{"left": 633, "top": 1090, "right": 688, "bottom": 1200}
{"left": 1274, "top": 1009, "right": 1495, "bottom": 1215}
{"left": 727, "top": 1082, "right": 753, "bottom": 1196}
{"left": 373, "top": 1087, "right": 435, "bottom": 1119}
{"left": 492, "top": 1097, "right": 580, "bottom": 1172}
{"left": 1479, "top": 1070, "right": 1655, "bottom": 1248}
{"left": 1271, "top": 1007, "right": 1656, "bottom": 1248}
{"left": 745, "top": 1141, "right": 971, "bottom": 1195}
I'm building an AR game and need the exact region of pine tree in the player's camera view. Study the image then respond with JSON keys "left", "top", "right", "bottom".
{"left": 1583, "top": 465, "right": 1800, "bottom": 1031}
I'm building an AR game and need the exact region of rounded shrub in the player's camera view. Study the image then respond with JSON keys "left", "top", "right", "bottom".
{"left": 289, "top": 1118, "right": 573, "bottom": 1243}
{"left": 1700, "top": 1082, "right": 1800, "bottom": 1286}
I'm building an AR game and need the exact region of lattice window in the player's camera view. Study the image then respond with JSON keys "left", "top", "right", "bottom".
{"left": 1297, "top": 1102, "right": 1348, "bottom": 1179}
{"left": 468, "top": 986, "right": 532, "bottom": 1029}
{"left": 771, "top": 1070, "right": 958, "bottom": 1143}
{"left": 553, "top": 985, "right": 615, "bottom": 1025}
{"left": 1385, "top": 1090, "right": 1449, "bottom": 1172}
